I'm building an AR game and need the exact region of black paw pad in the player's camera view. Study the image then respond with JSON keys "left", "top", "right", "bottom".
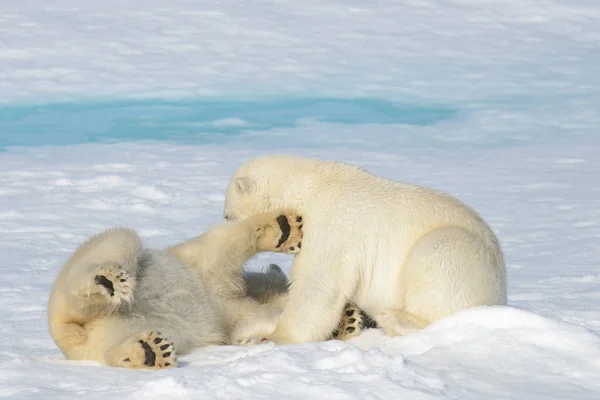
{"left": 346, "top": 327, "right": 355, "bottom": 333}
{"left": 94, "top": 275, "right": 115, "bottom": 297}
{"left": 163, "top": 352, "right": 171, "bottom": 358}
{"left": 139, "top": 340, "right": 156, "bottom": 367}
{"left": 348, "top": 318, "right": 356, "bottom": 324}
{"left": 276, "top": 215, "right": 291, "bottom": 247}
{"left": 153, "top": 337, "right": 163, "bottom": 344}
{"left": 345, "top": 309, "right": 355, "bottom": 317}
{"left": 296, "top": 216, "right": 302, "bottom": 223}
{"left": 160, "top": 344, "right": 169, "bottom": 351}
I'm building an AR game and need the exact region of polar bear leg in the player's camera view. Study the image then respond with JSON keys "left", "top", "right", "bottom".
{"left": 72, "top": 313, "right": 180, "bottom": 369}
{"left": 399, "top": 226, "right": 506, "bottom": 328}
{"left": 168, "top": 210, "right": 302, "bottom": 275}
{"left": 49, "top": 229, "right": 142, "bottom": 357}
{"left": 262, "top": 252, "right": 348, "bottom": 344}
{"left": 64, "top": 228, "right": 140, "bottom": 311}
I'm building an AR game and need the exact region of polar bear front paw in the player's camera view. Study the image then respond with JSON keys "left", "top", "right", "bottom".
{"left": 256, "top": 211, "right": 303, "bottom": 254}
{"left": 118, "top": 331, "right": 177, "bottom": 370}
{"left": 90, "top": 262, "right": 134, "bottom": 307}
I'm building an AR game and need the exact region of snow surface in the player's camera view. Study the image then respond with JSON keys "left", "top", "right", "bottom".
{"left": 1, "top": 0, "right": 600, "bottom": 399}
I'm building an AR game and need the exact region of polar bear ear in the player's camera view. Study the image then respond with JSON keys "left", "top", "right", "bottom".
{"left": 235, "top": 177, "right": 256, "bottom": 194}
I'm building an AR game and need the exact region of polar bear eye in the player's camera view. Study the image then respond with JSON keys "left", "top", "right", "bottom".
{"left": 223, "top": 213, "right": 230, "bottom": 221}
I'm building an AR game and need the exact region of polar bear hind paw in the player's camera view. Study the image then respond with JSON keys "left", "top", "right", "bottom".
{"left": 330, "top": 303, "right": 378, "bottom": 341}
{"left": 119, "top": 331, "right": 177, "bottom": 369}
{"left": 257, "top": 211, "right": 303, "bottom": 254}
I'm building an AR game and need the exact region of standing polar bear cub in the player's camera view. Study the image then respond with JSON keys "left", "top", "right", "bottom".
{"left": 224, "top": 155, "right": 507, "bottom": 344}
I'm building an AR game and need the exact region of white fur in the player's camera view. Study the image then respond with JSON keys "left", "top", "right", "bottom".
{"left": 224, "top": 155, "right": 507, "bottom": 344}
{"left": 48, "top": 211, "right": 299, "bottom": 368}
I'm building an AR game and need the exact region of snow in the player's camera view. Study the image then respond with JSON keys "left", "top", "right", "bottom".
{"left": 1, "top": 0, "right": 600, "bottom": 398}
{"left": 2, "top": 0, "right": 600, "bottom": 105}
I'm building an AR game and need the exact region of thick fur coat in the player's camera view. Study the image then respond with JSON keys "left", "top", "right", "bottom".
{"left": 48, "top": 210, "right": 302, "bottom": 369}
{"left": 224, "top": 155, "right": 507, "bottom": 344}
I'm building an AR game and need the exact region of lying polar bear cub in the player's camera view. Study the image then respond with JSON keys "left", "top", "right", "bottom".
{"left": 224, "top": 155, "right": 507, "bottom": 344}
{"left": 48, "top": 210, "right": 303, "bottom": 369}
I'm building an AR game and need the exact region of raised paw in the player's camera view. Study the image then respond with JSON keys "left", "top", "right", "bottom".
{"left": 90, "top": 262, "right": 134, "bottom": 307}
{"left": 256, "top": 210, "right": 303, "bottom": 254}
{"left": 119, "top": 332, "right": 177, "bottom": 370}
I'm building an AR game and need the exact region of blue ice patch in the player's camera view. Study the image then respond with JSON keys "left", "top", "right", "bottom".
{"left": 0, "top": 97, "right": 456, "bottom": 149}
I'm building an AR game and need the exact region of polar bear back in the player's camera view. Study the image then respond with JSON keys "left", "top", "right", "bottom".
{"left": 225, "top": 155, "right": 498, "bottom": 250}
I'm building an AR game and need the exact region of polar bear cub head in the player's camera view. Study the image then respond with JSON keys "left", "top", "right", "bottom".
{"left": 224, "top": 155, "right": 316, "bottom": 221}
